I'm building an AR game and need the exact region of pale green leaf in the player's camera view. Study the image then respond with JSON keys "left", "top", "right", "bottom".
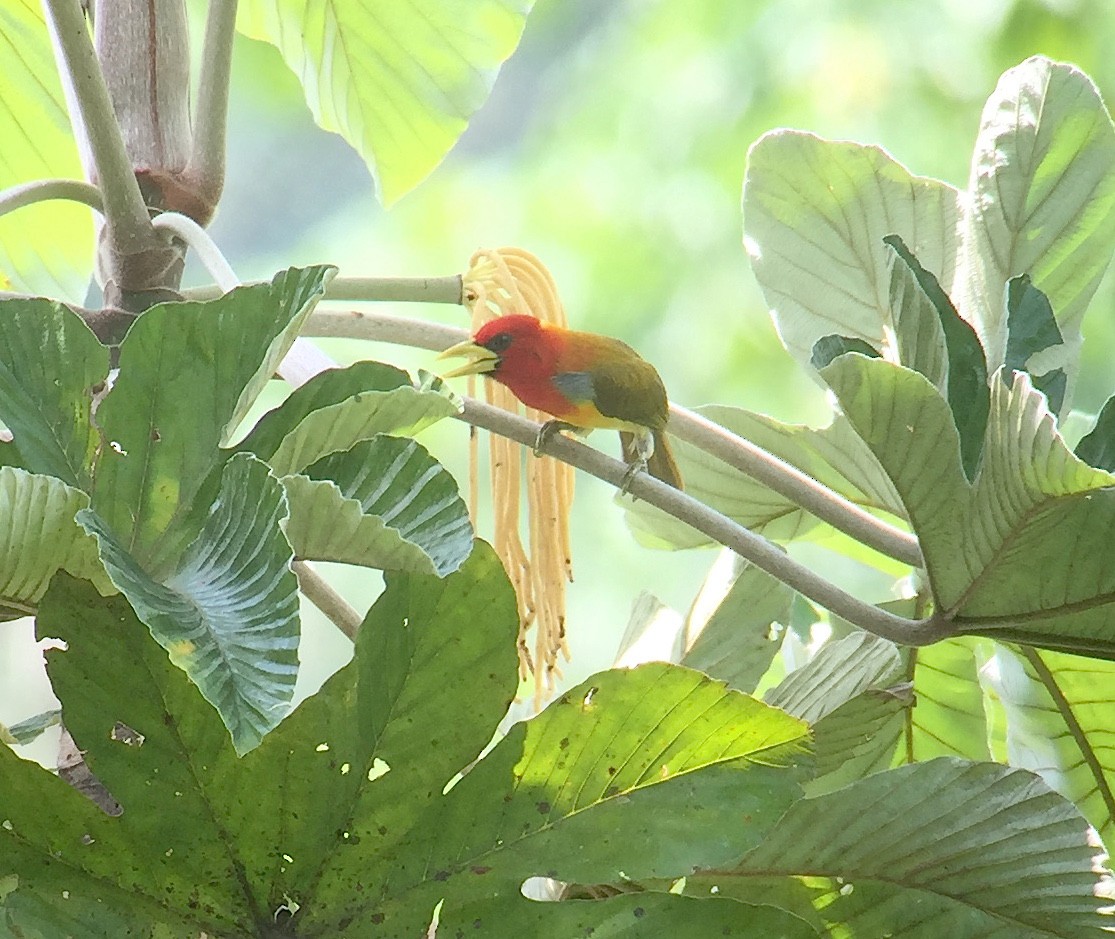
{"left": 0, "top": 1, "right": 94, "bottom": 301}
{"left": 237, "top": 0, "right": 534, "bottom": 204}
{"left": 712, "top": 759, "right": 1114, "bottom": 937}
{"left": 79, "top": 454, "right": 300, "bottom": 755}
{"left": 0, "top": 467, "right": 110, "bottom": 620}
{"left": 743, "top": 130, "right": 960, "bottom": 369}
{"left": 957, "top": 56, "right": 1115, "bottom": 377}
{"left": 283, "top": 435, "right": 472, "bottom": 576}
{"left": 991, "top": 645, "right": 1115, "bottom": 848}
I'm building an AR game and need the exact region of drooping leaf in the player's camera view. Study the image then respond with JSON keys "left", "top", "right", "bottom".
{"left": 0, "top": 298, "right": 107, "bottom": 489}
{"left": 236, "top": 361, "right": 460, "bottom": 475}
{"left": 699, "top": 759, "right": 1114, "bottom": 937}
{"left": 743, "top": 130, "right": 960, "bottom": 370}
{"left": 990, "top": 644, "right": 1115, "bottom": 848}
{"left": 0, "top": 1, "right": 94, "bottom": 301}
{"left": 810, "top": 335, "right": 881, "bottom": 370}
{"left": 957, "top": 56, "right": 1115, "bottom": 379}
{"left": 681, "top": 559, "right": 792, "bottom": 694}
{"left": 0, "top": 467, "right": 110, "bottom": 620}
{"left": 90, "top": 266, "right": 333, "bottom": 574}
{"left": 888, "top": 239, "right": 948, "bottom": 390}
{"left": 79, "top": 454, "right": 300, "bottom": 755}
{"left": 237, "top": 0, "right": 535, "bottom": 205}
{"left": 283, "top": 435, "right": 473, "bottom": 576}
{"left": 1004, "top": 275, "right": 1067, "bottom": 415}
{"left": 883, "top": 234, "right": 989, "bottom": 479}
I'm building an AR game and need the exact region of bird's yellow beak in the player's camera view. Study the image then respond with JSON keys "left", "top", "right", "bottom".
{"left": 437, "top": 339, "right": 500, "bottom": 379}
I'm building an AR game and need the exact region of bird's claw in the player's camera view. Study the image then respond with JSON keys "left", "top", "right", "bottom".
{"left": 534, "top": 420, "right": 574, "bottom": 457}
{"left": 619, "top": 460, "right": 646, "bottom": 496}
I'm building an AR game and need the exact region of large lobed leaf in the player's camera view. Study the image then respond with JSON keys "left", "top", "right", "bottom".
{"left": 956, "top": 56, "right": 1115, "bottom": 375}
{"left": 822, "top": 354, "right": 1115, "bottom": 658}
{"left": 89, "top": 266, "right": 334, "bottom": 576}
{"left": 237, "top": 0, "right": 535, "bottom": 205}
{"left": 0, "top": 1, "right": 94, "bottom": 301}
{"left": 79, "top": 454, "right": 300, "bottom": 756}
{"left": 700, "top": 758, "right": 1114, "bottom": 937}
{"left": 743, "top": 130, "right": 960, "bottom": 371}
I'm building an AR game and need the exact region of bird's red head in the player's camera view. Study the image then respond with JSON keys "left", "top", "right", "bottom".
{"left": 470, "top": 315, "right": 559, "bottom": 381}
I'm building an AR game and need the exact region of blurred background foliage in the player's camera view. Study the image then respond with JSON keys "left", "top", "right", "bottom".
{"left": 6, "top": 0, "right": 1115, "bottom": 733}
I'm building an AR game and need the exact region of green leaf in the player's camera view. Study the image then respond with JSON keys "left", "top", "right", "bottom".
{"left": 3, "top": 709, "right": 61, "bottom": 747}
{"left": 0, "top": 2, "right": 94, "bottom": 301}
{"left": 237, "top": 361, "right": 460, "bottom": 476}
{"left": 283, "top": 435, "right": 473, "bottom": 576}
{"left": 90, "top": 266, "right": 333, "bottom": 574}
{"left": 625, "top": 404, "right": 904, "bottom": 550}
{"left": 958, "top": 56, "right": 1115, "bottom": 378}
{"left": 743, "top": 130, "right": 960, "bottom": 370}
{"left": 0, "top": 467, "right": 110, "bottom": 620}
{"left": 237, "top": 0, "right": 534, "bottom": 205}
{"left": 884, "top": 234, "right": 989, "bottom": 480}
{"left": 1075, "top": 394, "right": 1115, "bottom": 470}
{"left": 810, "top": 336, "right": 880, "bottom": 370}
{"left": 0, "top": 298, "right": 107, "bottom": 488}
{"left": 898, "top": 638, "right": 992, "bottom": 763}
{"left": 709, "top": 759, "right": 1114, "bottom": 937}
{"left": 681, "top": 559, "right": 793, "bottom": 694}
{"left": 822, "top": 354, "right": 1115, "bottom": 658}
{"left": 1005, "top": 275, "right": 1066, "bottom": 416}
{"left": 990, "top": 645, "right": 1115, "bottom": 848}
{"left": 444, "top": 893, "right": 820, "bottom": 938}
{"left": 79, "top": 454, "right": 299, "bottom": 755}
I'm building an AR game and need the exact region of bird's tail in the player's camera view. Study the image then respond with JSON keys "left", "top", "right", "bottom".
{"left": 620, "top": 429, "right": 684, "bottom": 490}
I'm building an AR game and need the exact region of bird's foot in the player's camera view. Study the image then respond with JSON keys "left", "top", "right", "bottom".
{"left": 534, "top": 420, "right": 578, "bottom": 456}
{"left": 619, "top": 459, "right": 647, "bottom": 496}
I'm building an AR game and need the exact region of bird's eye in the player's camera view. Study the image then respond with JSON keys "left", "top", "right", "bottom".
{"left": 486, "top": 332, "right": 513, "bottom": 354}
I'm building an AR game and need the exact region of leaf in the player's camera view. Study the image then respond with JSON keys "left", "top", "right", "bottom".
{"left": 743, "top": 130, "right": 960, "bottom": 370}
{"left": 1005, "top": 275, "right": 1067, "bottom": 414}
{"left": 1075, "top": 394, "right": 1115, "bottom": 470}
{"left": 3, "top": 709, "right": 61, "bottom": 747}
{"left": 237, "top": 0, "right": 535, "bottom": 205}
{"left": 0, "top": 1, "right": 94, "bottom": 301}
{"left": 90, "top": 266, "right": 333, "bottom": 574}
{"left": 681, "top": 559, "right": 792, "bottom": 694}
{"left": 0, "top": 467, "right": 110, "bottom": 620}
{"left": 822, "top": 354, "right": 1115, "bottom": 658}
{"left": 283, "top": 435, "right": 473, "bottom": 576}
{"left": 708, "top": 758, "right": 1114, "bottom": 937}
{"left": 957, "top": 56, "right": 1115, "bottom": 376}
{"left": 0, "top": 298, "right": 107, "bottom": 488}
{"left": 236, "top": 361, "right": 460, "bottom": 476}
{"left": 625, "top": 404, "right": 904, "bottom": 551}
{"left": 810, "top": 335, "right": 880, "bottom": 370}
{"left": 79, "top": 454, "right": 300, "bottom": 755}
{"left": 990, "top": 645, "right": 1115, "bottom": 848}
{"left": 884, "top": 234, "right": 989, "bottom": 480}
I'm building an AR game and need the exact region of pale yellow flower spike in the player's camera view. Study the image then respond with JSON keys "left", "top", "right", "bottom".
{"left": 463, "top": 247, "right": 575, "bottom": 708}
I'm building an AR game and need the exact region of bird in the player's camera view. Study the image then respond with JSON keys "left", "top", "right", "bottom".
{"left": 439, "top": 314, "right": 683, "bottom": 492}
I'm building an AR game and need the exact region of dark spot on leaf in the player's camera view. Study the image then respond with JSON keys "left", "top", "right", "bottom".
{"left": 633, "top": 907, "right": 645, "bottom": 918}
{"left": 537, "top": 801, "right": 551, "bottom": 814}
{"left": 150, "top": 427, "right": 160, "bottom": 442}
{"left": 604, "top": 786, "right": 619, "bottom": 797}
{"left": 370, "top": 913, "right": 384, "bottom": 925}
{"left": 473, "top": 919, "right": 482, "bottom": 929}
{"left": 559, "top": 737, "right": 570, "bottom": 750}
{"left": 471, "top": 866, "right": 491, "bottom": 875}
{"left": 378, "top": 826, "right": 388, "bottom": 836}
{"left": 607, "top": 766, "right": 617, "bottom": 775}
{"left": 434, "top": 870, "right": 450, "bottom": 882}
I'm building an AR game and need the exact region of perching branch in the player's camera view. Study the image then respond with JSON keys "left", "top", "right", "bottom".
{"left": 300, "top": 307, "right": 922, "bottom": 567}
{"left": 292, "top": 561, "right": 362, "bottom": 641}
{"left": 181, "top": 276, "right": 464, "bottom": 305}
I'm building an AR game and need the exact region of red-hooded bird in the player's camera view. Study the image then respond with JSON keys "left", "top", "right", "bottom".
{"left": 439, "top": 315, "right": 683, "bottom": 491}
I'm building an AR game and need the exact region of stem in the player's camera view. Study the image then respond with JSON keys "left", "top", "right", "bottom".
{"left": 461, "top": 397, "right": 947, "bottom": 646}
{"left": 0, "top": 179, "right": 104, "bottom": 217}
{"left": 42, "top": 0, "right": 154, "bottom": 254}
{"left": 184, "top": 0, "right": 238, "bottom": 215}
{"left": 181, "top": 275, "right": 464, "bottom": 305}
{"left": 293, "top": 560, "right": 362, "bottom": 640}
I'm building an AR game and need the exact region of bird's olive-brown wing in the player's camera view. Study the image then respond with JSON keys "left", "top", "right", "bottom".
{"left": 584, "top": 354, "right": 669, "bottom": 431}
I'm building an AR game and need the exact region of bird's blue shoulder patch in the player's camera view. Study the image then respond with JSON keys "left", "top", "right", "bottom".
{"left": 552, "top": 371, "right": 595, "bottom": 403}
